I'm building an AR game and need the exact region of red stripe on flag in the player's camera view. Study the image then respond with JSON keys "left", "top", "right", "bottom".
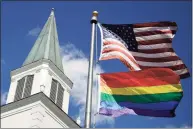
{"left": 139, "top": 64, "right": 187, "bottom": 71}
{"left": 103, "top": 40, "right": 127, "bottom": 49}
{"left": 134, "top": 56, "right": 180, "bottom": 62}
{"left": 138, "top": 48, "right": 174, "bottom": 54}
{"left": 133, "top": 22, "right": 177, "bottom": 28}
{"left": 102, "top": 48, "right": 139, "bottom": 67}
{"left": 100, "top": 68, "right": 180, "bottom": 88}
{"left": 137, "top": 39, "right": 172, "bottom": 45}
{"left": 135, "top": 30, "right": 176, "bottom": 37}
{"left": 180, "top": 72, "right": 191, "bottom": 79}
{"left": 100, "top": 54, "right": 136, "bottom": 71}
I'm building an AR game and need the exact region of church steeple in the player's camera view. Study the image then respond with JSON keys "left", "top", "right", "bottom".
{"left": 6, "top": 9, "right": 72, "bottom": 114}
{"left": 23, "top": 8, "right": 64, "bottom": 73}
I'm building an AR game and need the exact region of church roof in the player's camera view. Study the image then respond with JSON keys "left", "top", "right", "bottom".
{"left": 22, "top": 8, "right": 64, "bottom": 73}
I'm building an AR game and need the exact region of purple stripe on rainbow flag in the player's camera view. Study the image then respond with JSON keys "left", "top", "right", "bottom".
{"left": 99, "top": 107, "right": 175, "bottom": 117}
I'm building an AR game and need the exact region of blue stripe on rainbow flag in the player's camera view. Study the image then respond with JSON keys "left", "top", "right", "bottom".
{"left": 100, "top": 100, "right": 179, "bottom": 110}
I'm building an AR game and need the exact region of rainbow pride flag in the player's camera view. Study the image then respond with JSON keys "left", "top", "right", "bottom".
{"left": 98, "top": 68, "right": 183, "bottom": 117}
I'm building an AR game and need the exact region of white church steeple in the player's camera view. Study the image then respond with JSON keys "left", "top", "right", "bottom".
{"left": 6, "top": 9, "right": 72, "bottom": 114}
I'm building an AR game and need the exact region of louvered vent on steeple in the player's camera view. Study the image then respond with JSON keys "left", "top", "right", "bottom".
{"left": 50, "top": 78, "right": 64, "bottom": 109}
{"left": 14, "top": 75, "right": 34, "bottom": 101}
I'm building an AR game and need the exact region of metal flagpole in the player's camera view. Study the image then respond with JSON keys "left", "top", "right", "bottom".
{"left": 84, "top": 11, "right": 98, "bottom": 128}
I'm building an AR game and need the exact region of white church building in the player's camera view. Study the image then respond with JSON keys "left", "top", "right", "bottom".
{"left": 1, "top": 8, "right": 80, "bottom": 128}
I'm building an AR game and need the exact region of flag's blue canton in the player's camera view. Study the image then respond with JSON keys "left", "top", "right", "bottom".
{"left": 101, "top": 24, "right": 138, "bottom": 52}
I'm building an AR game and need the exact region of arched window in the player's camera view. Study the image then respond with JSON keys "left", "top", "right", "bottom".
{"left": 50, "top": 79, "right": 64, "bottom": 109}
{"left": 14, "top": 75, "right": 34, "bottom": 101}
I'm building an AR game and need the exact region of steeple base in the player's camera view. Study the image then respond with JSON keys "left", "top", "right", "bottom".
{"left": 7, "top": 59, "right": 72, "bottom": 114}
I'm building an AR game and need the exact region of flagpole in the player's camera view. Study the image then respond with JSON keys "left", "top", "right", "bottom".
{"left": 85, "top": 11, "right": 98, "bottom": 128}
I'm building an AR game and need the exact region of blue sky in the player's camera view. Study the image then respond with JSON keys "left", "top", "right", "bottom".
{"left": 1, "top": 1, "right": 192, "bottom": 128}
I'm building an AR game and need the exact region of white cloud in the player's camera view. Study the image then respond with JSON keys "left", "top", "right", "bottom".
{"left": 1, "top": 92, "right": 8, "bottom": 105}
{"left": 60, "top": 43, "right": 115, "bottom": 127}
{"left": 27, "top": 26, "right": 41, "bottom": 37}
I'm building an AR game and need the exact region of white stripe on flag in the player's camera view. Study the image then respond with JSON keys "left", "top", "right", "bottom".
{"left": 133, "top": 26, "right": 177, "bottom": 33}
{"left": 131, "top": 51, "right": 177, "bottom": 58}
{"left": 136, "top": 34, "right": 174, "bottom": 41}
{"left": 102, "top": 44, "right": 136, "bottom": 61}
{"left": 100, "top": 51, "right": 141, "bottom": 70}
{"left": 103, "top": 38, "right": 127, "bottom": 48}
{"left": 138, "top": 43, "right": 172, "bottom": 50}
{"left": 175, "top": 68, "right": 189, "bottom": 75}
{"left": 136, "top": 60, "right": 184, "bottom": 67}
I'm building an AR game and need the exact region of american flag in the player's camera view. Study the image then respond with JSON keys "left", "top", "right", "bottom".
{"left": 98, "top": 21, "right": 190, "bottom": 79}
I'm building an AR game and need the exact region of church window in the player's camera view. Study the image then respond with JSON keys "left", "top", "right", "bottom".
{"left": 14, "top": 75, "right": 34, "bottom": 101}
{"left": 50, "top": 79, "right": 64, "bottom": 109}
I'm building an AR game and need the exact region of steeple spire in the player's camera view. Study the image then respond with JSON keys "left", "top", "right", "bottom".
{"left": 6, "top": 9, "right": 73, "bottom": 115}
{"left": 50, "top": 8, "right": 55, "bottom": 16}
{"left": 23, "top": 8, "right": 64, "bottom": 73}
